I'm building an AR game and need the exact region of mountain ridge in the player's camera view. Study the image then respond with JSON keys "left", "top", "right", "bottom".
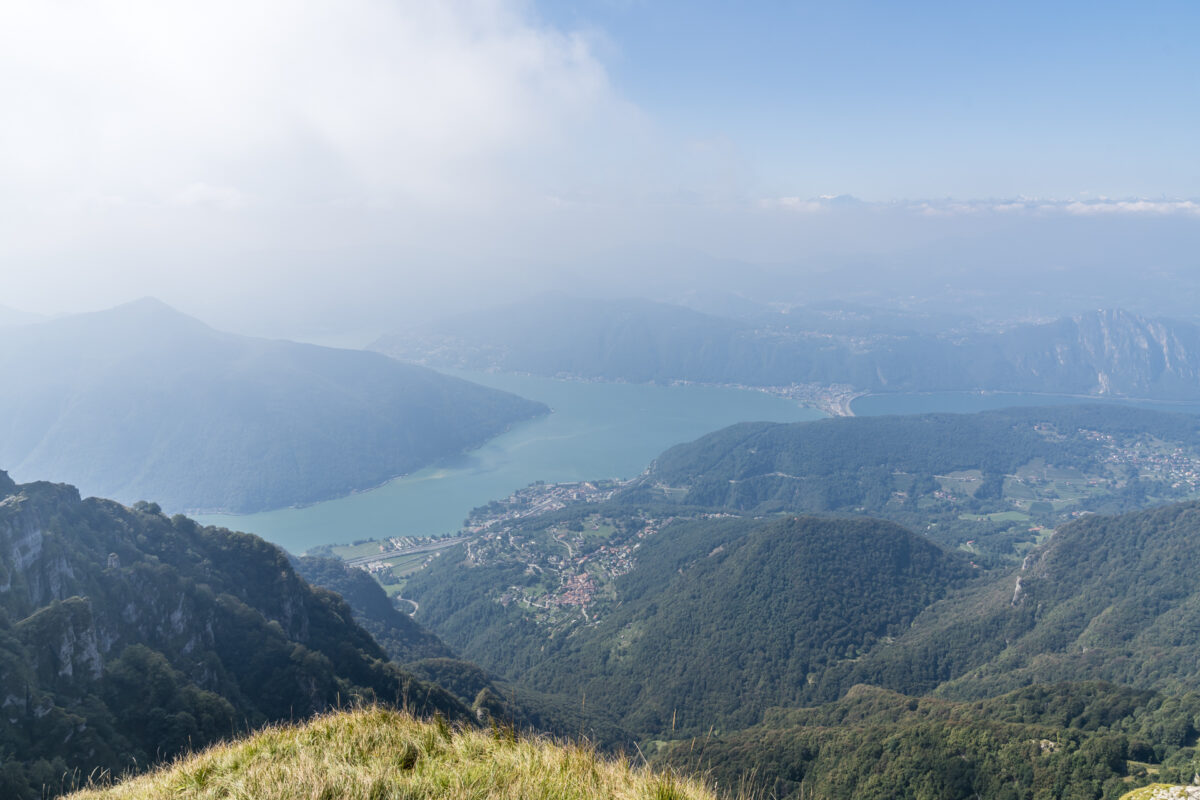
{"left": 374, "top": 297, "right": 1200, "bottom": 400}
{"left": 0, "top": 299, "right": 547, "bottom": 512}
{"left": 0, "top": 470, "right": 471, "bottom": 799}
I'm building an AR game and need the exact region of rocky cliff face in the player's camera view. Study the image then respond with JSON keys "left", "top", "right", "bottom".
{"left": 0, "top": 484, "right": 78, "bottom": 609}
{"left": 0, "top": 470, "right": 468, "bottom": 799}
{"left": 380, "top": 299, "right": 1200, "bottom": 399}
{"left": 996, "top": 309, "right": 1200, "bottom": 398}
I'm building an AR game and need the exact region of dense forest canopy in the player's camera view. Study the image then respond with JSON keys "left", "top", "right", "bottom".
{"left": 663, "top": 682, "right": 1200, "bottom": 800}
{"left": 406, "top": 514, "right": 972, "bottom": 736}
{"left": 0, "top": 474, "right": 467, "bottom": 799}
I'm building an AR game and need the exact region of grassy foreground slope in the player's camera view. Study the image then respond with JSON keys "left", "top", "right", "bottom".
{"left": 67, "top": 707, "right": 715, "bottom": 800}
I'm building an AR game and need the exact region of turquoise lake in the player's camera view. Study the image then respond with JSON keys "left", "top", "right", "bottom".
{"left": 193, "top": 371, "right": 823, "bottom": 553}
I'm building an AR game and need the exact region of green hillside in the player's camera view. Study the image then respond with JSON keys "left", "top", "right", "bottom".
{"left": 626, "top": 405, "right": 1200, "bottom": 563}
{"left": 293, "top": 556, "right": 455, "bottom": 664}
{"left": 65, "top": 707, "right": 715, "bottom": 800}
{"left": 0, "top": 473, "right": 467, "bottom": 799}
{"left": 292, "top": 555, "right": 633, "bottom": 746}
{"left": 661, "top": 683, "right": 1200, "bottom": 800}
{"left": 406, "top": 514, "right": 971, "bottom": 736}
{"left": 639, "top": 405, "right": 1200, "bottom": 512}
{"left": 941, "top": 500, "right": 1200, "bottom": 698}
{"left": 0, "top": 298, "right": 546, "bottom": 512}
{"left": 805, "top": 499, "right": 1200, "bottom": 704}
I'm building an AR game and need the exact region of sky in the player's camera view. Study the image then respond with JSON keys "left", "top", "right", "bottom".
{"left": 540, "top": 1, "right": 1200, "bottom": 199}
{"left": 1, "top": 0, "right": 1198, "bottom": 336}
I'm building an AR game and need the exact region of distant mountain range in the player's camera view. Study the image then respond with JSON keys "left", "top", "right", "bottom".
{"left": 374, "top": 297, "right": 1200, "bottom": 400}
{"left": 0, "top": 299, "right": 547, "bottom": 512}
{"left": 0, "top": 305, "right": 45, "bottom": 327}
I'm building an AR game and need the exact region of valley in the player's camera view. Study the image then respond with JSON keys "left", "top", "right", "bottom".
{"left": 193, "top": 370, "right": 820, "bottom": 552}
{"left": 318, "top": 403, "right": 1200, "bottom": 609}
{"left": 300, "top": 403, "right": 1200, "bottom": 796}
{"left": 12, "top": 298, "right": 1200, "bottom": 800}
{"left": 10, "top": 3, "right": 1198, "bottom": 797}
{"left": 10, "top": 400, "right": 1200, "bottom": 799}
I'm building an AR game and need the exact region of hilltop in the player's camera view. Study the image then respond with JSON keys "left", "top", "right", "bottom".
{"left": 625, "top": 404, "right": 1200, "bottom": 563}
{"left": 65, "top": 707, "right": 715, "bottom": 800}
{"left": 0, "top": 298, "right": 546, "bottom": 511}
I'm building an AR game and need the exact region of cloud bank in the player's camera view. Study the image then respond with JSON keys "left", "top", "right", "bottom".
{"left": 761, "top": 196, "right": 1200, "bottom": 218}
{"left": 1, "top": 2, "right": 1197, "bottom": 334}
{"left": 0, "top": 0, "right": 663, "bottom": 327}
{"left": 0, "top": 0, "right": 624, "bottom": 211}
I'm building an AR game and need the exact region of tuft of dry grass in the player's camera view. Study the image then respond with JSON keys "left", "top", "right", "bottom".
{"left": 66, "top": 707, "right": 718, "bottom": 800}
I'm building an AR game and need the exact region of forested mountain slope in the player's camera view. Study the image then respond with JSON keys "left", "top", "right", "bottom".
{"left": 393, "top": 489, "right": 1200, "bottom": 796}
{"left": 398, "top": 419, "right": 1200, "bottom": 736}
{"left": 376, "top": 297, "right": 1200, "bottom": 400}
{"left": 0, "top": 298, "right": 546, "bottom": 512}
{"left": 292, "top": 556, "right": 455, "bottom": 663}
{"left": 0, "top": 472, "right": 467, "bottom": 799}
{"left": 815, "top": 500, "right": 1200, "bottom": 703}
{"left": 291, "top": 554, "right": 633, "bottom": 746}
{"left": 633, "top": 410, "right": 1073, "bottom": 512}
{"left": 621, "top": 404, "right": 1200, "bottom": 563}
{"left": 661, "top": 682, "right": 1200, "bottom": 800}
{"left": 406, "top": 514, "right": 971, "bottom": 736}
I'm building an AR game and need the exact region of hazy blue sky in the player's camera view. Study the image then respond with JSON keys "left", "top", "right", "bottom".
{"left": 1, "top": 1, "right": 1197, "bottom": 334}
{"left": 538, "top": 0, "right": 1200, "bottom": 199}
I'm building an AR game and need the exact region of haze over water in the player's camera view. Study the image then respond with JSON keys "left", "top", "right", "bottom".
{"left": 193, "top": 370, "right": 821, "bottom": 553}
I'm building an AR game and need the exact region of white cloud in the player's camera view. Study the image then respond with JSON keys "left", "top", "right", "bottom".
{"left": 1062, "top": 199, "right": 1200, "bottom": 216}
{"left": 760, "top": 195, "right": 1200, "bottom": 218}
{"left": 0, "top": 0, "right": 623, "bottom": 211}
{"left": 0, "top": 0, "right": 664, "bottom": 322}
{"left": 1, "top": 2, "right": 1195, "bottom": 331}
{"left": 760, "top": 196, "right": 826, "bottom": 213}
{"left": 171, "top": 183, "right": 248, "bottom": 210}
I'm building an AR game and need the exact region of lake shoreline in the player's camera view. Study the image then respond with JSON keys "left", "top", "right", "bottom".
{"left": 191, "top": 371, "right": 821, "bottom": 552}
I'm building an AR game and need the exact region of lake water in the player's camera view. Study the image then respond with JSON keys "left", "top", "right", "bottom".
{"left": 193, "top": 371, "right": 822, "bottom": 553}
{"left": 852, "top": 391, "right": 1200, "bottom": 417}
